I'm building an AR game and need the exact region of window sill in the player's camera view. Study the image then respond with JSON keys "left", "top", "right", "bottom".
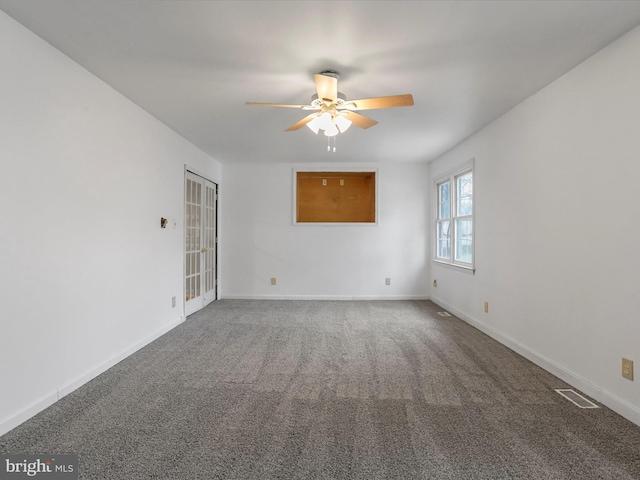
{"left": 293, "top": 222, "right": 378, "bottom": 227}
{"left": 432, "top": 259, "right": 475, "bottom": 275}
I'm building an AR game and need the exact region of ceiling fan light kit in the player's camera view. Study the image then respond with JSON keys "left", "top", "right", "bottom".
{"left": 246, "top": 70, "right": 414, "bottom": 151}
{"left": 308, "top": 111, "right": 349, "bottom": 136}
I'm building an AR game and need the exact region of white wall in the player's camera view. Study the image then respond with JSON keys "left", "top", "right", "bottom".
{"left": 221, "top": 163, "right": 430, "bottom": 299}
{"left": 430, "top": 25, "right": 640, "bottom": 425}
{"left": 0, "top": 12, "right": 221, "bottom": 435}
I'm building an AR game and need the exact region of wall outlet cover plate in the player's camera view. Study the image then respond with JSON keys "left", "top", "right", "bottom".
{"left": 622, "top": 358, "right": 634, "bottom": 381}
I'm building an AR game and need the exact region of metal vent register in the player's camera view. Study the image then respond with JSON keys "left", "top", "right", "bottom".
{"left": 555, "top": 389, "right": 599, "bottom": 409}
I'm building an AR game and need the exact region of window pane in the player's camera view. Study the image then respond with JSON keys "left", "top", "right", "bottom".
{"left": 439, "top": 181, "right": 450, "bottom": 201}
{"left": 438, "top": 240, "right": 450, "bottom": 259}
{"left": 440, "top": 200, "right": 450, "bottom": 220}
{"left": 457, "top": 172, "right": 472, "bottom": 197}
{"left": 458, "top": 196, "right": 472, "bottom": 216}
{"left": 456, "top": 218, "right": 472, "bottom": 238}
{"left": 457, "top": 172, "right": 473, "bottom": 216}
{"left": 437, "top": 220, "right": 450, "bottom": 240}
{"left": 455, "top": 219, "right": 473, "bottom": 263}
{"left": 437, "top": 221, "right": 450, "bottom": 259}
{"left": 455, "top": 239, "right": 473, "bottom": 263}
{"left": 438, "top": 182, "right": 450, "bottom": 219}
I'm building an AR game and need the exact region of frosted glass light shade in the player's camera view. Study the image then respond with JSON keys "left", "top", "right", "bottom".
{"left": 306, "top": 116, "right": 320, "bottom": 134}
{"left": 324, "top": 122, "right": 339, "bottom": 137}
{"left": 317, "top": 112, "right": 333, "bottom": 130}
{"left": 334, "top": 115, "right": 352, "bottom": 133}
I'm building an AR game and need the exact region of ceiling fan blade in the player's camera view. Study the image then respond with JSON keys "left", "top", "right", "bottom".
{"left": 245, "top": 102, "right": 308, "bottom": 109}
{"left": 343, "top": 111, "right": 378, "bottom": 129}
{"left": 343, "top": 94, "right": 414, "bottom": 110}
{"left": 285, "top": 113, "right": 319, "bottom": 131}
{"left": 315, "top": 74, "right": 338, "bottom": 103}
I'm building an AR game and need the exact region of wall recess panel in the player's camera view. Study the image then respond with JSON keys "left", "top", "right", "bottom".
{"left": 296, "top": 171, "right": 376, "bottom": 223}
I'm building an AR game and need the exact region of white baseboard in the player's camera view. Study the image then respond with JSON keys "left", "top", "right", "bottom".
{"left": 430, "top": 296, "right": 640, "bottom": 427}
{"left": 220, "top": 294, "right": 430, "bottom": 300}
{"left": 0, "top": 315, "right": 185, "bottom": 437}
{"left": 0, "top": 392, "right": 59, "bottom": 438}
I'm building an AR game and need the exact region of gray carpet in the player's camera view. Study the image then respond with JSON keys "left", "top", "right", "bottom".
{"left": 2, "top": 300, "right": 640, "bottom": 479}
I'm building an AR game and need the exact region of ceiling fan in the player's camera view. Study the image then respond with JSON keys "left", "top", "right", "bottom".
{"left": 246, "top": 71, "right": 414, "bottom": 137}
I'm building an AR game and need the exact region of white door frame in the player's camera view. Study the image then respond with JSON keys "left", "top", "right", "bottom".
{"left": 184, "top": 169, "right": 218, "bottom": 316}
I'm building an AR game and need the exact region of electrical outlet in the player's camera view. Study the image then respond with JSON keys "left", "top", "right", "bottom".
{"left": 270, "top": 277, "right": 276, "bottom": 286}
{"left": 172, "top": 296, "right": 176, "bottom": 308}
{"left": 622, "top": 358, "right": 634, "bottom": 381}
{"left": 483, "top": 301, "right": 489, "bottom": 313}
{"left": 433, "top": 279, "right": 438, "bottom": 287}
{"left": 385, "top": 278, "right": 391, "bottom": 286}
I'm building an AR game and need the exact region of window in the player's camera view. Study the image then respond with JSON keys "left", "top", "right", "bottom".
{"left": 435, "top": 164, "right": 474, "bottom": 269}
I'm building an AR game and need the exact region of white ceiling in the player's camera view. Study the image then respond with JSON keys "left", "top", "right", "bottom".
{"left": 2, "top": 1, "right": 640, "bottom": 164}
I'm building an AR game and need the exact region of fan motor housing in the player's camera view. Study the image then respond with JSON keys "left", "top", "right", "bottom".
{"left": 318, "top": 70, "right": 340, "bottom": 80}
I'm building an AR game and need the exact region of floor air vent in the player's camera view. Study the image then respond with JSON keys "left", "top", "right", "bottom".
{"left": 437, "top": 312, "right": 451, "bottom": 317}
{"left": 555, "top": 389, "right": 599, "bottom": 409}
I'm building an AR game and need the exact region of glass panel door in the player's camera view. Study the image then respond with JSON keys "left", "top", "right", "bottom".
{"left": 185, "top": 172, "right": 217, "bottom": 316}
{"left": 202, "top": 180, "right": 217, "bottom": 307}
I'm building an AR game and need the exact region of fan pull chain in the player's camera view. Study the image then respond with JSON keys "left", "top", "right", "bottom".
{"left": 326, "top": 136, "right": 337, "bottom": 153}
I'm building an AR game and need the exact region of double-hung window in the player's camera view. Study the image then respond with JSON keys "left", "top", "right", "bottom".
{"left": 435, "top": 164, "right": 474, "bottom": 270}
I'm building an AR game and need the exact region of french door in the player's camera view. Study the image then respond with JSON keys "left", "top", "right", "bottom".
{"left": 185, "top": 171, "right": 217, "bottom": 316}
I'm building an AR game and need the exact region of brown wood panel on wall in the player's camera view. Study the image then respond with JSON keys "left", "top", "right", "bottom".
{"left": 296, "top": 171, "right": 376, "bottom": 223}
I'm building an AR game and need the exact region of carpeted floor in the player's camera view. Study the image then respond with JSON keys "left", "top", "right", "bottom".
{"left": 2, "top": 300, "right": 639, "bottom": 479}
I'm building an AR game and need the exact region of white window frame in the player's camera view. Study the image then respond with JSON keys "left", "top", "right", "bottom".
{"left": 433, "top": 160, "right": 475, "bottom": 272}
